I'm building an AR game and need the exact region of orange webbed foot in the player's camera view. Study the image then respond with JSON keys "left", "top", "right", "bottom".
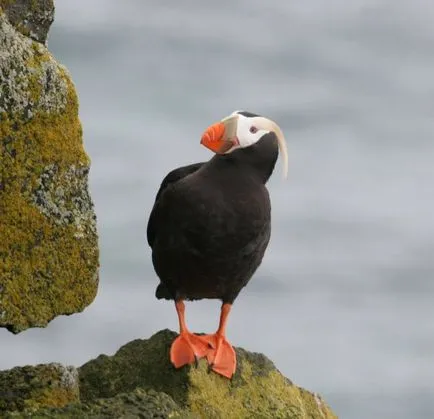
{"left": 204, "top": 334, "right": 237, "bottom": 379}
{"left": 170, "top": 332, "right": 211, "bottom": 368}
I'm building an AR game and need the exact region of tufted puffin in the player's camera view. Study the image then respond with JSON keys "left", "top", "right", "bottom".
{"left": 146, "top": 110, "right": 288, "bottom": 378}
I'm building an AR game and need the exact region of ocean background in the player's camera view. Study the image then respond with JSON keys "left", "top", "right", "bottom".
{"left": 1, "top": 1, "right": 434, "bottom": 418}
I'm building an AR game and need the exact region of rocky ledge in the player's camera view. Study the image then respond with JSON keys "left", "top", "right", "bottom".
{"left": 0, "top": 329, "right": 337, "bottom": 418}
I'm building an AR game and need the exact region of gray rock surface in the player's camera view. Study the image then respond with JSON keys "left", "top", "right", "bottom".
{"left": 0, "top": 0, "right": 54, "bottom": 44}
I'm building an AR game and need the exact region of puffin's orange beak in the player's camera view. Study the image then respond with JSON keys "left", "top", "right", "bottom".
{"left": 200, "top": 122, "right": 230, "bottom": 154}
{"left": 201, "top": 115, "right": 239, "bottom": 154}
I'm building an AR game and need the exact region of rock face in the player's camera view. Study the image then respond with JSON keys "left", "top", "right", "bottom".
{"left": 0, "top": 1, "right": 99, "bottom": 333}
{"left": 0, "top": 330, "right": 338, "bottom": 418}
{"left": 0, "top": 363, "right": 79, "bottom": 413}
{"left": 0, "top": 0, "right": 54, "bottom": 44}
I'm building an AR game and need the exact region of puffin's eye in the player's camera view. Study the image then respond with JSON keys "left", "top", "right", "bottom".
{"left": 249, "top": 126, "right": 258, "bottom": 133}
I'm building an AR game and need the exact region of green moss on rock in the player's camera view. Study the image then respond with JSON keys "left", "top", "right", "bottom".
{"left": 78, "top": 330, "right": 337, "bottom": 418}
{"left": 0, "top": 330, "right": 338, "bottom": 418}
{"left": 79, "top": 330, "right": 192, "bottom": 406}
{"left": 5, "top": 388, "right": 191, "bottom": 419}
{"left": 0, "top": 10, "right": 99, "bottom": 333}
{"left": 0, "top": 363, "right": 79, "bottom": 414}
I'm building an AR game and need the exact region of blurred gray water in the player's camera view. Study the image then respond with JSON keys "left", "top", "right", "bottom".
{"left": 1, "top": 1, "right": 434, "bottom": 418}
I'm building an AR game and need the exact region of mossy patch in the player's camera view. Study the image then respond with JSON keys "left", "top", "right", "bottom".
{"left": 1, "top": 330, "right": 338, "bottom": 418}
{"left": 78, "top": 330, "right": 191, "bottom": 406}
{"left": 188, "top": 360, "right": 335, "bottom": 418}
{"left": 0, "top": 363, "right": 79, "bottom": 414}
{"left": 4, "top": 388, "right": 192, "bottom": 419}
{"left": 87, "top": 389, "right": 186, "bottom": 419}
{"left": 77, "top": 329, "right": 337, "bottom": 418}
{"left": 0, "top": 12, "right": 99, "bottom": 332}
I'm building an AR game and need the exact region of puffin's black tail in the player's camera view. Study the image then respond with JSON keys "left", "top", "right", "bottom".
{"left": 155, "top": 283, "right": 173, "bottom": 300}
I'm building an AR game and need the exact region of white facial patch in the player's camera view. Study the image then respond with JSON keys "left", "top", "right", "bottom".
{"left": 235, "top": 115, "right": 270, "bottom": 148}
{"left": 223, "top": 111, "right": 289, "bottom": 178}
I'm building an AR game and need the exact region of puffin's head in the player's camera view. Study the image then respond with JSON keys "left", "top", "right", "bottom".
{"left": 200, "top": 111, "right": 288, "bottom": 178}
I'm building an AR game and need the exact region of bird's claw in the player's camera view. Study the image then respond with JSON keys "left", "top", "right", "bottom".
{"left": 207, "top": 361, "right": 214, "bottom": 374}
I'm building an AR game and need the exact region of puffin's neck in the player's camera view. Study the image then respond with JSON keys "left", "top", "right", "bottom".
{"left": 212, "top": 133, "right": 279, "bottom": 184}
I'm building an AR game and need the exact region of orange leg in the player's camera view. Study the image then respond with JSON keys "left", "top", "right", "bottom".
{"left": 205, "top": 303, "right": 237, "bottom": 379}
{"left": 170, "top": 300, "right": 211, "bottom": 368}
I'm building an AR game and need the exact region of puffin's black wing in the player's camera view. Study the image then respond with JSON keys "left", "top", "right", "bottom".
{"left": 146, "top": 162, "right": 204, "bottom": 247}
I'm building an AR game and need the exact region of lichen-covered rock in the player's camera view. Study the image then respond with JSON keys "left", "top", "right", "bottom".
{"left": 0, "top": 5, "right": 99, "bottom": 333}
{"left": 0, "top": 363, "right": 79, "bottom": 414}
{"left": 77, "top": 330, "right": 337, "bottom": 418}
{"left": 0, "top": 0, "right": 54, "bottom": 44}
{"left": 0, "top": 330, "right": 338, "bottom": 418}
{"left": 4, "top": 388, "right": 190, "bottom": 419}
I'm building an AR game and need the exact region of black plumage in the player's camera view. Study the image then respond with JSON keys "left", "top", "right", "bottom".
{"left": 147, "top": 132, "right": 279, "bottom": 304}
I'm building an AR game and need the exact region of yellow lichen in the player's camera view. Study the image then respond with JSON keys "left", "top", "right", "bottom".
{"left": 0, "top": 363, "right": 79, "bottom": 414}
{"left": 187, "top": 360, "right": 337, "bottom": 419}
{"left": 46, "top": 331, "right": 338, "bottom": 418}
{"left": 0, "top": 32, "right": 98, "bottom": 332}
{"left": 28, "top": 388, "right": 78, "bottom": 411}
